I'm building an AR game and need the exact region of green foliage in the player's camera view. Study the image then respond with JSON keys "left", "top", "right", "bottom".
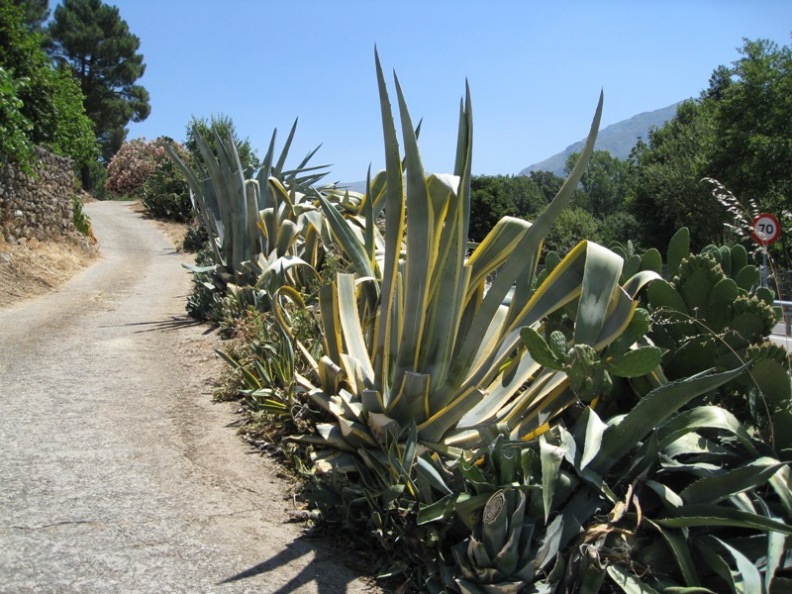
{"left": 629, "top": 36, "right": 792, "bottom": 262}
{"left": 565, "top": 149, "right": 636, "bottom": 219}
{"left": 469, "top": 175, "right": 548, "bottom": 243}
{"left": 141, "top": 141, "right": 192, "bottom": 222}
{"left": 0, "top": 66, "right": 34, "bottom": 170}
{"left": 543, "top": 207, "right": 602, "bottom": 255}
{"left": 185, "top": 114, "right": 259, "bottom": 173}
{"left": 71, "top": 195, "right": 94, "bottom": 238}
{"left": 105, "top": 136, "right": 192, "bottom": 221}
{"left": 10, "top": 0, "right": 48, "bottom": 31}
{"left": 181, "top": 224, "right": 208, "bottom": 253}
{"left": 48, "top": 66, "right": 98, "bottom": 167}
{"left": 638, "top": 228, "right": 792, "bottom": 451}
{"left": 216, "top": 292, "right": 324, "bottom": 449}
{"left": 174, "top": 48, "right": 792, "bottom": 593}
{"left": 709, "top": 38, "right": 792, "bottom": 207}
{"left": 185, "top": 246, "right": 222, "bottom": 322}
{"left": 47, "top": 0, "right": 150, "bottom": 167}
{"left": 631, "top": 100, "right": 722, "bottom": 251}
{"left": 0, "top": 0, "right": 97, "bottom": 170}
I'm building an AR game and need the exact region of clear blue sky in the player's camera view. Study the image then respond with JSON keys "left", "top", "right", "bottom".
{"left": 100, "top": 1, "right": 792, "bottom": 183}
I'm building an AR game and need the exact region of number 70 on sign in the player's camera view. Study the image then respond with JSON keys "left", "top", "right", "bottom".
{"left": 751, "top": 213, "right": 781, "bottom": 245}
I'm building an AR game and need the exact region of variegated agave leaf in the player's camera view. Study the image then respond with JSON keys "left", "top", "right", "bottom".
{"left": 301, "top": 53, "right": 663, "bottom": 465}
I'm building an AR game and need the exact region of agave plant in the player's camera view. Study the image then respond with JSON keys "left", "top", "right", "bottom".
{"left": 292, "top": 54, "right": 669, "bottom": 498}
{"left": 418, "top": 363, "right": 792, "bottom": 593}
{"left": 167, "top": 119, "right": 330, "bottom": 288}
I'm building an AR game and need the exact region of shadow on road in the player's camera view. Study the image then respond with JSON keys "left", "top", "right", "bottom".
{"left": 104, "top": 316, "right": 206, "bottom": 333}
{"left": 218, "top": 535, "right": 371, "bottom": 593}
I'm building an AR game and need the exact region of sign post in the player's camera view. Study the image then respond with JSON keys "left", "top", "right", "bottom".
{"left": 751, "top": 213, "right": 781, "bottom": 288}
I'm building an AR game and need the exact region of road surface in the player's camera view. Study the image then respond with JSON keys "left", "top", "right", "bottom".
{"left": 0, "top": 201, "right": 373, "bottom": 593}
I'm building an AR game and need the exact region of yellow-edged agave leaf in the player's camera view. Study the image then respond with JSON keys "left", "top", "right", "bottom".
{"left": 449, "top": 93, "right": 604, "bottom": 381}
{"left": 373, "top": 50, "right": 407, "bottom": 394}
{"left": 318, "top": 284, "right": 342, "bottom": 365}
{"left": 301, "top": 54, "right": 671, "bottom": 483}
{"left": 417, "top": 386, "right": 485, "bottom": 444}
{"left": 337, "top": 273, "right": 375, "bottom": 387}
{"left": 336, "top": 415, "right": 378, "bottom": 449}
{"left": 387, "top": 371, "right": 432, "bottom": 421}
{"left": 465, "top": 217, "right": 532, "bottom": 294}
{"left": 318, "top": 191, "right": 377, "bottom": 280}
{"left": 393, "top": 73, "right": 434, "bottom": 381}
{"left": 575, "top": 242, "right": 623, "bottom": 346}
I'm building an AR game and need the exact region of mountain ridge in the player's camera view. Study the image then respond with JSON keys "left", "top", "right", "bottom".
{"left": 519, "top": 101, "right": 681, "bottom": 177}
{"left": 338, "top": 101, "right": 682, "bottom": 189}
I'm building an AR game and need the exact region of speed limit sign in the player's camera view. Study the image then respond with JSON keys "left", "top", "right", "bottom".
{"left": 751, "top": 213, "right": 781, "bottom": 245}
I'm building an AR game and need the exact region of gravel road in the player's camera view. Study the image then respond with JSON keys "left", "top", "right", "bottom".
{"left": 0, "top": 201, "right": 374, "bottom": 593}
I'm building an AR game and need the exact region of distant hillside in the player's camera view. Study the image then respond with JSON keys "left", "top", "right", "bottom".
{"left": 520, "top": 102, "right": 681, "bottom": 177}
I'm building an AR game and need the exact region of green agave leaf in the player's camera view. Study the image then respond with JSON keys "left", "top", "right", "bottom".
{"left": 317, "top": 192, "right": 376, "bottom": 279}
{"left": 756, "top": 499, "right": 787, "bottom": 591}
{"left": 769, "top": 466, "right": 792, "bottom": 518}
{"left": 646, "top": 520, "right": 700, "bottom": 587}
{"left": 679, "top": 457, "right": 787, "bottom": 505}
{"left": 578, "top": 407, "right": 608, "bottom": 471}
{"left": 415, "top": 454, "right": 453, "bottom": 496}
{"left": 576, "top": 546, "right": 607, "bottom": 594}
{"left": 707, "top": 536, "right": 763, "bottom": 594}
{"left": 592, "top": 364, "right": 750, "bottom": 474}
{"left": 540, "top": 434, "right": 565, "bottom": 521}
{"left": 656, "top": 405, "right": 757, "bottom": 455}
{"left": 658, "top": 505, "right": 792, "bottom": 535}
{"left": 645, "top": 479, "right": 684, "bottom": 509}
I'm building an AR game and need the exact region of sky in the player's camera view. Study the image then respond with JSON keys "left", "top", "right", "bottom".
{"left": 92, "top": 1, "right": 792, "bottom": 183}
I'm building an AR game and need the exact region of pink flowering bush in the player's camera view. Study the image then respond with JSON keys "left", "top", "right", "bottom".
{"left": 105, "top": 138, "right": 168, "bottom": 198}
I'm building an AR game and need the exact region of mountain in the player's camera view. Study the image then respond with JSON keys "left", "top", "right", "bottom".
{"left": 519, "top": 102, "right": 681, "bottom": 177}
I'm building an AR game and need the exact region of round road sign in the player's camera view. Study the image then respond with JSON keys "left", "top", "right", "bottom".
{"left": 751, "top": 213, "right": 781, "bottom": 245}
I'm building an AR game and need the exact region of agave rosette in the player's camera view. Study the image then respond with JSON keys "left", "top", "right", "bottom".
{"left": 294, "top": 53, "right": 660, "bottom": 471}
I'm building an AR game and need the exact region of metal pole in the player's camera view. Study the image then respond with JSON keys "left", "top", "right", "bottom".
{"left": 762, "top": 250, "right": 768, "bottom": 288}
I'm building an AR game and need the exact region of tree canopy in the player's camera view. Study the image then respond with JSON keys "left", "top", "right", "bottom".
{"left": 47, "top": 0, "right": 150, "bottom": 169}
{"left": 0, "top": 0, "right": 96, "bottom": 170}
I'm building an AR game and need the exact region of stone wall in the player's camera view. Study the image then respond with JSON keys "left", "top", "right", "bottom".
{"left": 0, "top": 148, "right": 76, "bottom": 244}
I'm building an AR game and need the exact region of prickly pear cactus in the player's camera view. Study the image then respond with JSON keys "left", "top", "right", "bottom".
{"left": 566, "top": 344, "right": 612, "bottom": 403}
{"left": 642, "top": 232, "right": 788, "bottom": 446}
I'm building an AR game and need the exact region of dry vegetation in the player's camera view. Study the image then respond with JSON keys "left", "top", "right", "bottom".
{"left": 0, "top": 236, "right": 98, "bottom": 309}
{"left": 0, "top": 201, "right": 189, "bottom": 311}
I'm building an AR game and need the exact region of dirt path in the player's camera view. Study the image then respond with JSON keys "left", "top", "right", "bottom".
{"left": 0, "top": 201, "right": 375, "bottom": 593}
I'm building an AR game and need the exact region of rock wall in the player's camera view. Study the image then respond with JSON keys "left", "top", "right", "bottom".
{"left": 0, "top": 148, "right": 76, "bottom": 244}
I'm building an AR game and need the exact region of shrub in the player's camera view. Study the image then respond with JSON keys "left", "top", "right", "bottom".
{"left": 71, "top": 195, "right": 94, "bottom": 239}
{"left": 542, "top": 206, "right": 602, "bottom": 254}
{"left": 105, "top": 137, "right": 167, "bottom": 199}
{"left": 141, "top": 141, "right": 192, "bottom": 222}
